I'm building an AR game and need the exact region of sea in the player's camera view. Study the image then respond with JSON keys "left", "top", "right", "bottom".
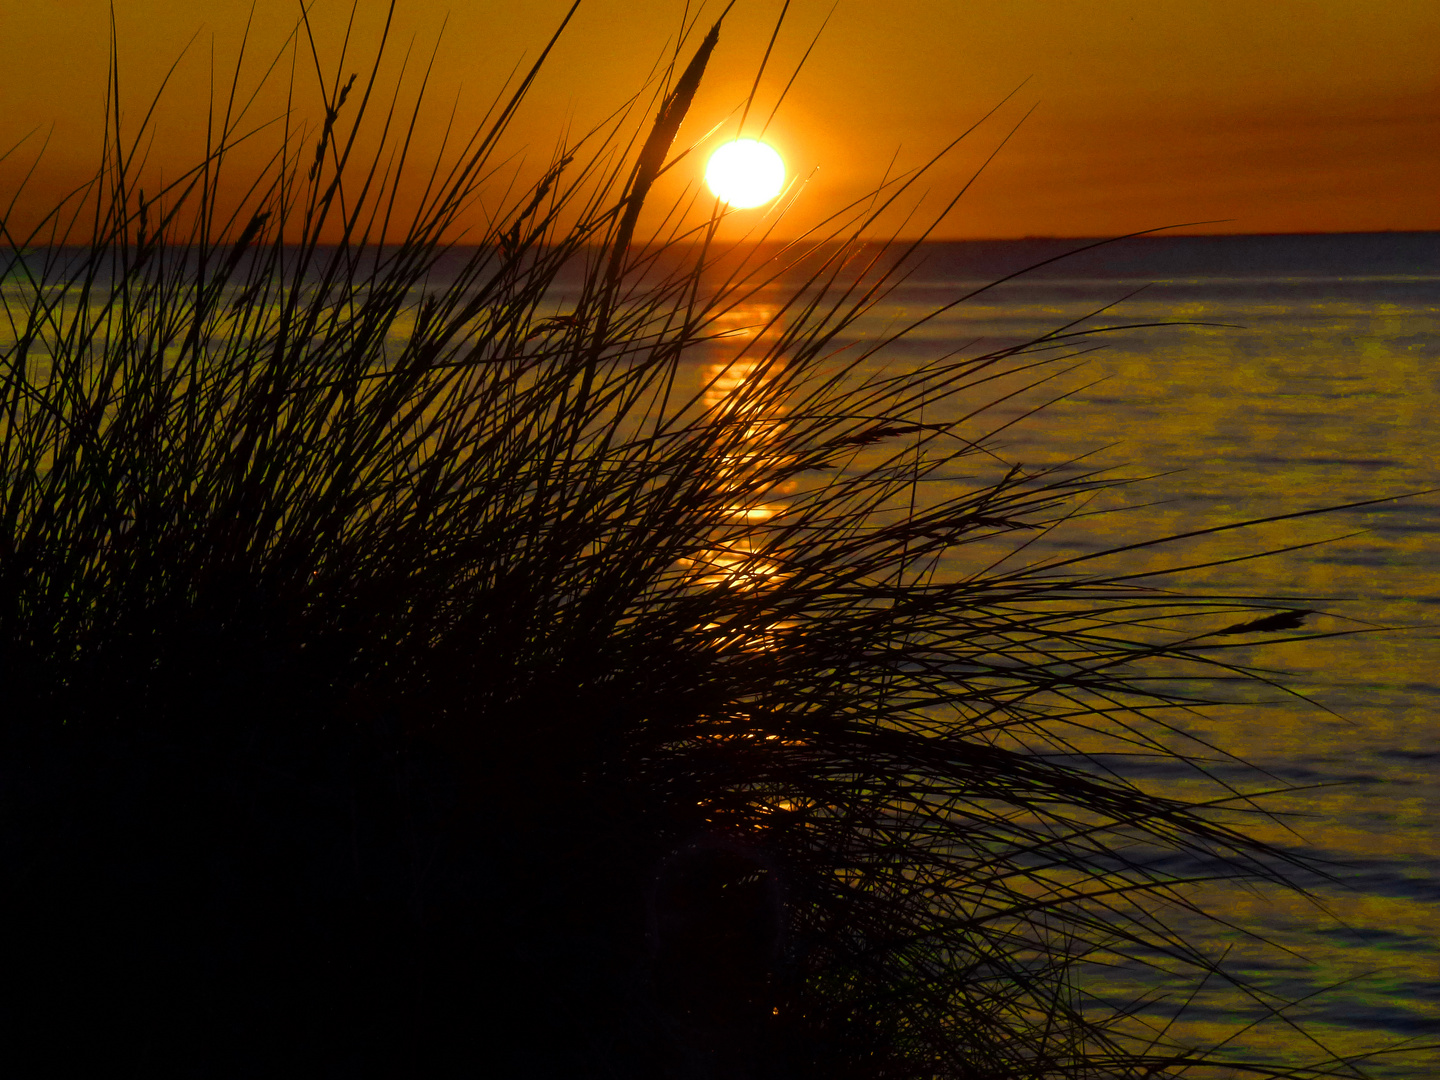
{"left": 843, "top": 232, "right": 1440, "bottom": 1073}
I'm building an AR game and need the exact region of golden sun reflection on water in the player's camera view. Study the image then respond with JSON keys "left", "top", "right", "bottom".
{"left": 681, "top": 305, "right": 811, "bottom": 823}
{"left": 687, "top": 352, "right": 797, "bottom": 640}
{"left": 684, "top": 304, "right": 795, "bottom": 601}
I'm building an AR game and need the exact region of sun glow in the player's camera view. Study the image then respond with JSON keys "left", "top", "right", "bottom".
{"left": 704, "top": 139, "right": 785, "bottom": 209}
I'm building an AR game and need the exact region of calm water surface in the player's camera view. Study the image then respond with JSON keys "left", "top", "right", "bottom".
{"left": 851, "top": 234, "right": 1439, "bottom": 1071}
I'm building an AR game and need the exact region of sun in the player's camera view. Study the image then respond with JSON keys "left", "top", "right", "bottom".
{"left": 704, "top": 139, "right": 785, "bottom": 209}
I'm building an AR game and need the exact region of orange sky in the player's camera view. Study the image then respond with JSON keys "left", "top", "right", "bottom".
{"left": 1, "top": 0, "right": 1435, "bottom": 239}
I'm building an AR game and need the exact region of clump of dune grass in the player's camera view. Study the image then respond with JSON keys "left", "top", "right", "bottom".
{"left": 0, "top": 3, "right": 1427, "bottom": 1077}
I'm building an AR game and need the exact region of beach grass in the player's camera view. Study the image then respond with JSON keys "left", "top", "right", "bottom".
{"left": 0, "top": 4, "right": 1426, "bottom": 1077}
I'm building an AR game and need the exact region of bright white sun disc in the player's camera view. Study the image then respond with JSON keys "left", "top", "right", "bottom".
{"left": 705, "top": 139, "right": 785, "bottom": 208}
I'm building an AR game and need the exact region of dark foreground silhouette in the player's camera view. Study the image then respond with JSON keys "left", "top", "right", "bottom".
{"left": 5, "top": 706, "right": 804, "bottom": 1078}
